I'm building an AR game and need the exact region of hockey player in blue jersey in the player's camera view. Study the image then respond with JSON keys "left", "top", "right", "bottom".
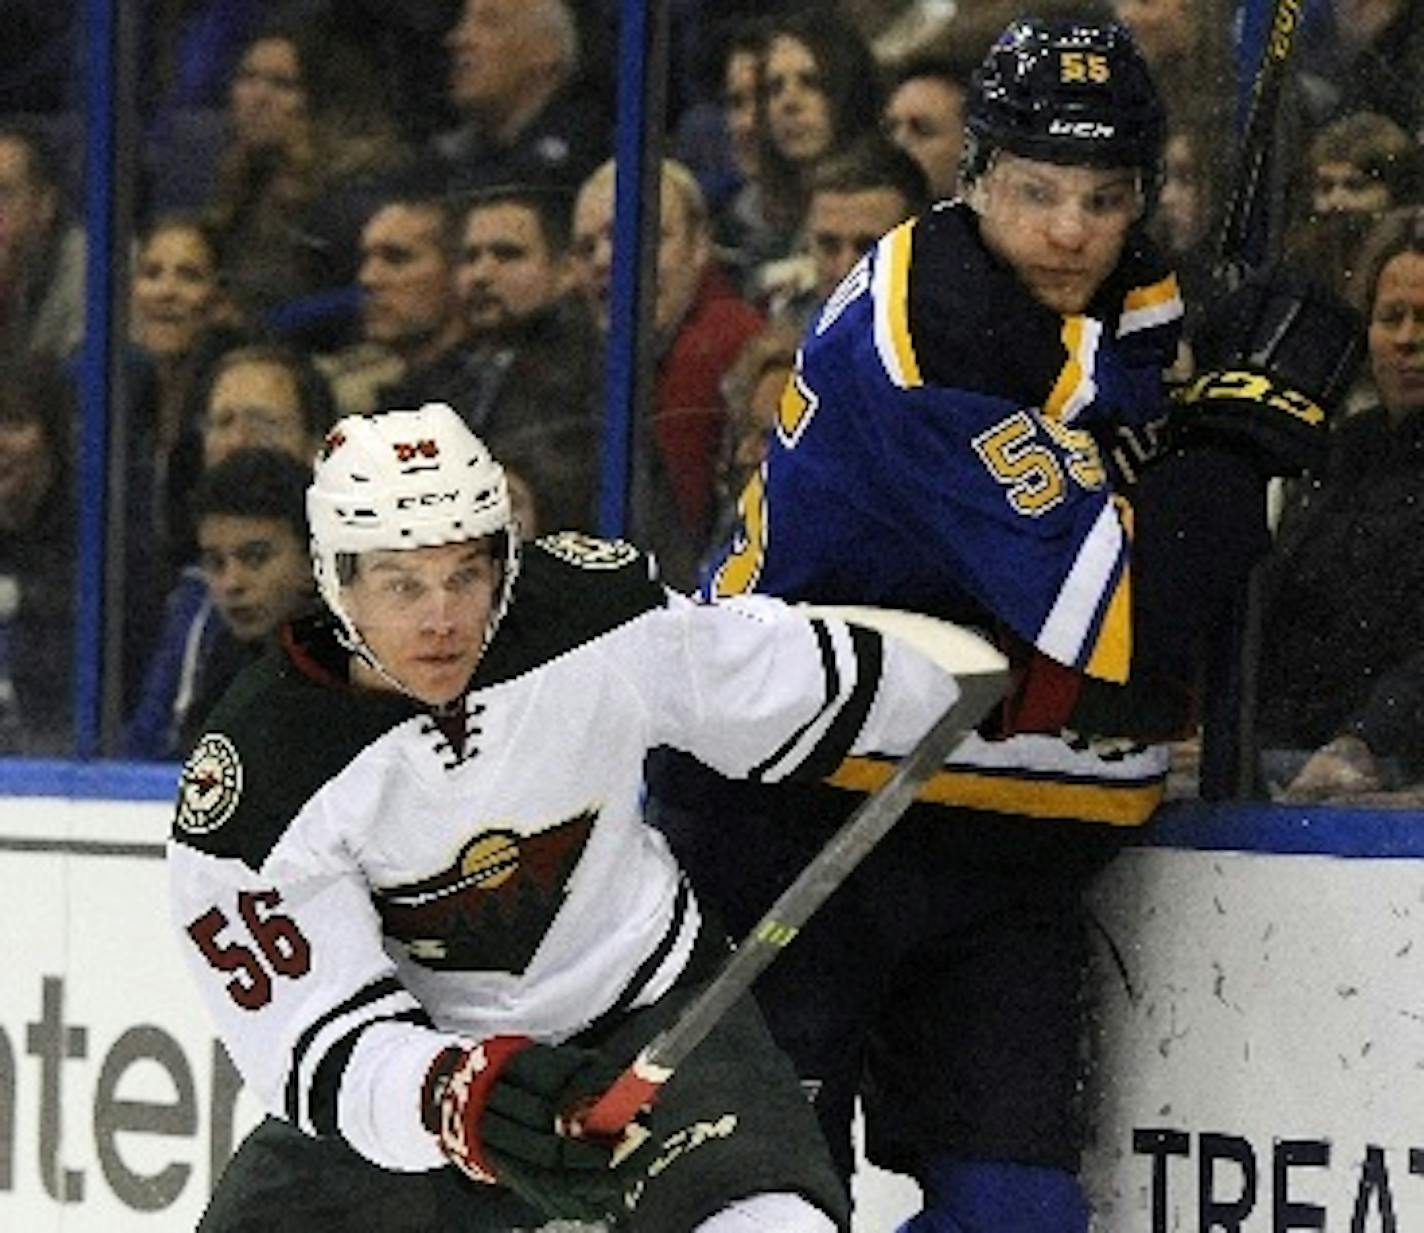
{"left": 652, "top": 15, "right": 1364, "bottom": 1233}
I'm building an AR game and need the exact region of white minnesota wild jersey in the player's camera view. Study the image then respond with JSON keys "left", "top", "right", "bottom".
{"left": 168, "top": 534, "right": 962, "bottom": 1173}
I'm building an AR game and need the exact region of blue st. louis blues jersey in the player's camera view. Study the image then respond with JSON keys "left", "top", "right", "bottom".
{"left": 706, "top": 200, "right": 1185, "bottom": 826}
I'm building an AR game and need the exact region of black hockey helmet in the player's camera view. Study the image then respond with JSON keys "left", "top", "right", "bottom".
{"left": 962, "top": 17, "right": 1165, "bottom": 197}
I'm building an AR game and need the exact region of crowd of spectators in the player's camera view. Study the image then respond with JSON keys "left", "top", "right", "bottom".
{"left": 0, "top": 0, "right": 1422, "bottom": 803}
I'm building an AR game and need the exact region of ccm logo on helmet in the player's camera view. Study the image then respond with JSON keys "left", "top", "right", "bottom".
{"left": 1048, "top": 119, "right": 1117, "bottom": 139}
{"left": 396, "top": 491, "right": 460, "bottom": 509}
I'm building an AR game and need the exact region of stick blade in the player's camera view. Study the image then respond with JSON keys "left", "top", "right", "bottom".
{"left": 799, "top": 605, "right": 1008, "bottom": 681}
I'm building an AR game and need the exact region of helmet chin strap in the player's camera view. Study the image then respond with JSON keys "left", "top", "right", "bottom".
{"left": 328, "top": 602, "right": 442, "bottom": 707}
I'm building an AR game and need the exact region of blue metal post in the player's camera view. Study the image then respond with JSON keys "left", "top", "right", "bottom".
{"left": 600, "top": 0, "right": 668, "bottom": 538}
{"left": 75, "top": 0, "right": 119, "bottom": 759}
{"left": 1236, "top": 0, "right": 1271, "bottom": 121}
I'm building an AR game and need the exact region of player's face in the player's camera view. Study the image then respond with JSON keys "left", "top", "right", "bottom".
{"left": 807, "top": 187, "right": 910, "bottom": 302}
{"left": 764, "top": 35, "right": 833, "bottom": 165}
{"left": 882, "top": 77, "right": 965, "bottom": 199}
{"left": 204, "top": 361, "right": 311, "bottom": 468}
{"left": 359, "top": 205, "right": 460, "bottom": 350}
{"left": 344, "top": 540, "right": 500, "bottom": 706}
{"left": 198, "top": 516, "right": 312, "bottom": 643}
{"left": 456, "top": 203, "right": 569, "bottom": 334}
{"left": 131, "top": 225, "right": 224, "bottom": 358}
{"left": 1368, "top": 250, "right": 1424, "bottom": 420}
{"left": 972, "top": 154, "right": 1142, "bottom": 315}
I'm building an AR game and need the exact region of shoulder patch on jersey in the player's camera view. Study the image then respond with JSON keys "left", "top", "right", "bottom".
{"left": 176, "top": 732, "right": 244, "bottom": 835}
{"left": 537, "top": 531, "right": 642, "bottom": 571}
{"left": 473, "top": 539, "right": 665, "bottom": 685}
{"left": 170, "top": 638, "right": 419, "bottom": 868}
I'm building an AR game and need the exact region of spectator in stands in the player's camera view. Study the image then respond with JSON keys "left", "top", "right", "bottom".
{"left": 495, "top": 420, "right": 604, "bottom": 540}
{"left": 451, "top": 185, "right": 600, "bottom": 530}
{"left": 720, "top": 20, "right": 765, "bottom": 194}
{"left": 1308, "top": 112, "right": 1418, "bottom": 218}
{"left": 1287, "top": 111, "right": 1421, "bottom": 301}
{"left": 0, "top": 353, "right": 156, "bottom": 754}
{"left": 1295, "top": 0, "right": 1423, "bottom": 138}
{"left": 1154, "top": 127, "right": 1216, "bottom": 261}
{"left": 881, "top": 56, "right": 969, "bottom": 202}
{"left": 572, "top": 157, "right": 764, "bottom": 586}
{"left": 129, "top": 212, "right": 247, "bottom": 560}
{"left": 879, "top": 0, "right": 1086, "bottom": 67}
{"left": 124, "top": 448, "right": 315, "bottom": 761}
{"left": 318, "top": 192, "right": 473, "bottom": 417}
{"left": 165, "top": 342, "right": 338, "bottom": 569}
{"left": 1151, "top": 124, "right": 1223, "bottom": 329}
{"left": 1257, "top": 207, "right": 1424, "bottom": 798}
{"left": 203, "top": 17, "right": 410, "bottom": 334}
{"left": 680, "top": 18, "right": 774, "bottom": 296}
{"left": 703, "top": 19, "right": 783, "bottom": 295}
{"left": 0, "top": 351, "right": 74, "bottom": 752}
{"left": 704, "top": 319, "right": 800, "bottom": 562}
{"left": 430, "top": 0, "right": 611, "bottom": 197}
{"left": 770, "top": 134, "right": 929, "bottom": 330}
{"left": 199, "top": 343, "right": 336, "bottom": 469}
{"left": 753, "top": 9, "right": 882, "bottom": 269}
{"left": 0, "top": 2, "right": 81, "bottom": 113}
{"left": 0, "top": 123, "right": 85, "bottom": 360}
{"left": 1108, "top": 0, "right": 1236, "bottom": 175}
{"left": 844, "top": 0, "right": 960, "bottom": 66}
{"left": 139, "top": 1, "right": 267, "bottom": 216}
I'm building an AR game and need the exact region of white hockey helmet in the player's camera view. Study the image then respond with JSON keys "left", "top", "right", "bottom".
{"left": 307, "top": 402, "right": 521, "bottom": 670}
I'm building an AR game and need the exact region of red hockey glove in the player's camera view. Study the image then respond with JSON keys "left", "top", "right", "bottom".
{"left": 424, "top": 1036, "right": 653, "bottom": 1222}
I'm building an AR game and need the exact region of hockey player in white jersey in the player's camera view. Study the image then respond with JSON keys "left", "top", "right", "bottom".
{"left": 168, "top": 402, "right": 993, "bottom": 1232}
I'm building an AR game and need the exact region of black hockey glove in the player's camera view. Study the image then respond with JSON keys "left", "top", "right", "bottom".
{"left": 1093, "top": 415, "right": 1171, "bottom": 488}
{"left": 1172, "top": 266, "right": 1364, "bottom": 475}
{"left": 425, "top": 1036, "right": 654, "bottom": 1223}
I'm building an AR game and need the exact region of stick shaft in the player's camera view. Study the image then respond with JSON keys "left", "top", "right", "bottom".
{"left": 1218, "top": 0, "right": 1306, "bottom": 275}
{"left": 580, "top": 671, "right": 1006, "bottom": 1138}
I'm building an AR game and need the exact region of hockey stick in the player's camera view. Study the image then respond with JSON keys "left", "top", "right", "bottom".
{"left": 1200, "top": 0, "right": 1307, "bottom": 797}
{"left": 575, "top": 621, "right": 1008, "bottom": 1138}
{"left": 1216, "top": 0, "right": 1307, "bottom": 284}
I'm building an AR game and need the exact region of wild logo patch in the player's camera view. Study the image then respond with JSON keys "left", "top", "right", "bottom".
{"left": 176, "top": 733, "right": 244, "bottom": 835}
{"left": 539, "top": 531, "right": 640, "bottom": 570}
{"left": 376, "top": 809, "right": 597, "bottom": 973}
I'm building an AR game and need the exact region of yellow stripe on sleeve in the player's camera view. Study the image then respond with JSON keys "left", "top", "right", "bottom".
{"left": 824, "top": 758, "right": 1165, "bottom": 826}
{"left": 1119, "top": 272, "right": 1184, "bottom": 335}
{"left": 1084, "top": 494, "right": 1134, "bottom": 682}
{"left": 872, "top": 220, "right": 923, "bottom": 389}
{"left": 1043, "top": 315, "right": 1101, "bottom": 424}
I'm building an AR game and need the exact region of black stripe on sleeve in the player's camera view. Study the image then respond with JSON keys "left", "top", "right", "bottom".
{"left": 748, "top": 619, "right": 840, "bottom": 782}
{"left": 578, "top": 877, "right": 691, "bottom": 1041}
{"left": 792, "top": 624, "right": 884, "bottom": 781}
{"left": 284, "top": 976, "right": 416, "bottom": 1123}
{"left": 307, "top": 1008, "right": 433, "bottom": 1137}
